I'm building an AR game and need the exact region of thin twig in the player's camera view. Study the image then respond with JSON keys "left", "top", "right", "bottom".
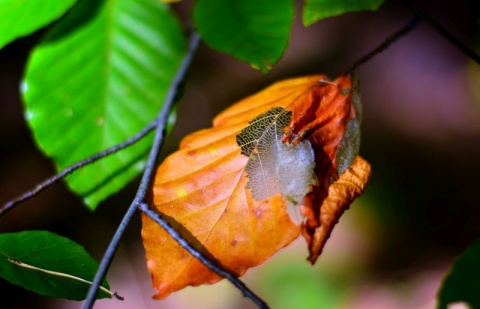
{"left": 83, "top": 32, "right": 201, "bottom": 308}
{"left": 345, "top": 15, "right": 421, "bottom": 73}
{"left": 409, "top": 2, "right": 480, "bottom": 65}
{"left": 139, "top": 202, "right": 269, "bottom": 309}
{"left": 0, "top": 120, "right": 157, "bottom": 217}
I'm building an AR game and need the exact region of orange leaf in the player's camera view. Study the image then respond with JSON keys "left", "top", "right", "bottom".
{"left": 141, "top": 73, "right": 370, "bottom": 298}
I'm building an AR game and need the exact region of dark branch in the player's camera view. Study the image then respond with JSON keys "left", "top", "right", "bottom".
{"left": 84, "top": 31, "right": 269, "bottom": 309}
{"left": 346, "top": 15, "right": 421, "bottom": 73}
{"left": 0, "top": 120, "right": 157, "bottom": 217}
{"left": 139, "top": 202, "right": 269, "bottom": 309}
{"left": 346, "top": 4, "right": 480, "bottom": 73}
{"left": 409, "top": 3, "right": 480, "bottom": 65}
{"left": 83, "top": 32, "right": 201, "bottom": 308}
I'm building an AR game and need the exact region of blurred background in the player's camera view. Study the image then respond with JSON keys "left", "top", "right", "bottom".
{"left": 1, "top": 0, "right": 480, "bottom": 308}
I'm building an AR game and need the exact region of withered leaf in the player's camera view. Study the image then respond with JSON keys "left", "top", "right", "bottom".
{"left": 335, "top": 76, "right": 362, "bottom": 176}
{"left": 236, "top": 107, "right": 317, "bottom": 206}
{"left": 302, "top": 156, "right": 372, "bottom": 263}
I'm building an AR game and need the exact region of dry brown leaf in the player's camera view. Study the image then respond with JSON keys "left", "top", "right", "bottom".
{"left": 301, "top": 156, "right": 372, "bottom": 263}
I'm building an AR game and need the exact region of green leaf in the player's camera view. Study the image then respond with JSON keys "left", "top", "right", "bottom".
{"left": 303, "top": 0, "right": 385, "bottom": 26}
{"left": 22, "top": 0, "right": 186, "bottom": 209}
{"left": 437, "top": 239, "right": 480, "bottom": 309}
{"left": 193, "top": 0, "right": 294, "bottom": 73}
{"left": 0, "top": 231, "right": 112, "bottom": 300}
{"left": 0, "top": 0, "right": 77, "bottom": 49}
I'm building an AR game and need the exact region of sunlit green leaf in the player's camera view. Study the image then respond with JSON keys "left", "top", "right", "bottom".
{"left": 0, "top": 0, "right": 77, "bottom": 49}
{"left": 193, "top": 0, "right": 293, "bottom": 73}
{"left": 22, "top": 0, "right": 186, "bottom": 209}
{"left": 0, "top": 231, "right": 111, "bottom": 300}
{"left": 303, "top": 0, "right": 385, "bottom": 26}
{"left": 437, "top": 239, "right": 480, "bottom": 309}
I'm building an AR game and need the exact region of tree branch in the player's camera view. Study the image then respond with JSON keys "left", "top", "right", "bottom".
{"left": 82, "top": 32, "right": 201, "bottom": 308}
{"left": 3, "top": 29, "right": 268, "bottom": 309}
{"left": 346, "top": 14, "right": 421, "bottom": 73}
{"left": 346, "top": 3, "right": 480, "bottom": 73}
{"left": 0, "top": 120, "right": 157, "bottom": 217}
{"left": 139, "top": 202, "right": 269, "bottom": 309}
{"left": 409, "top": 1, "right": 480, "bottom": 65}
{"left": 84, "top": 31, "right": 268, "bottom": 309}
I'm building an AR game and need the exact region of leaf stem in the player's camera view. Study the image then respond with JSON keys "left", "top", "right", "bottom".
{"left": 346, "top": 14, "right": 421, "bottom": 73}
{"left": 0, "top": 121, "right": 157, "bottom": 217}
{"left": 139, "top": 202, "right": 269, "bottom": 309}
